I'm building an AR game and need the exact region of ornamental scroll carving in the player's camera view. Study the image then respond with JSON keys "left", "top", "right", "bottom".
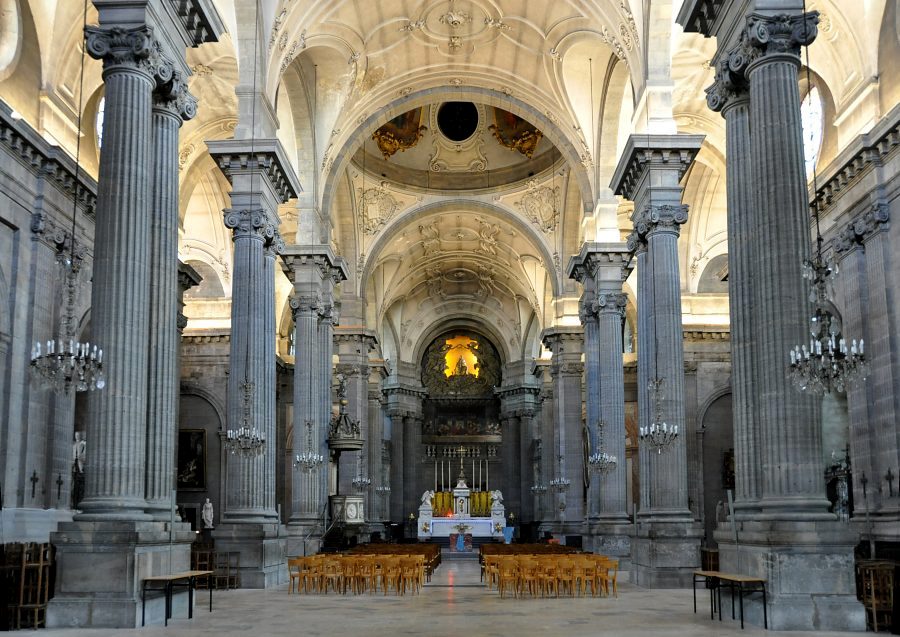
{"left": 515, "top": 179, "right": 559, "bottom": 233}
{"left": 357, "top": 182, "right": 399, "bottom": 235}
{"left": 421, "top": 332, "right": 501, "bottom": 397}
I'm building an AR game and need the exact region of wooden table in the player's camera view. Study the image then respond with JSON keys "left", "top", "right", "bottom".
{"left": 693, "top": 570, "right": 768, "bottom": 630}
{"left": 141, "top": 570, "right": 214, "bottom": 627}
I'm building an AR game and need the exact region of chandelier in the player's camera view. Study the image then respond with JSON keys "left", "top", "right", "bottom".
{"left": 550, "top": 456, "right": 571, "bottom": 492}
{"left": 225, "top": 381, "right": 265, "bottom": 456}
{"left": 588, "top": 421, "right": 618, "bottom": 474}
{"left": 352, "top": 452, "right": 372, "bottom": 491}
{"left": 294, "top": 421, "right": 325, "bottom": 472}
{"left": 640, "top": 377, "right": 678, "bottom": 453}
{"left": 788, "top": 255, "right": 867, "bottom": 394}
{"left": 787, "top": 9, "right": 867, "bottom": 395}
{"left": 375, "top": 485, "right": 391, "bottom": 494}
{"left": 530, "top": 483, "right": 547, "bottom": 494}
{"left": 30, "top": 8, "right": 104, "bottom": 395}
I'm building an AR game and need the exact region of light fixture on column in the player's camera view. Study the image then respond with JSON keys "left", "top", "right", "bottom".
{"left": 588, "top": 420, "right": 618, "bottom": 474}
{"left": 375, "top": 485, "right": 391, "bottom": 494}
{"left": 530, "top": 483, "right": 547, "bottom": 494}
{"left": 352, "top": 452, "right": 372, "bottom": 491}
{"left": 294, "top": 421, "right": 325, "bottom": 473}
{"left": 787, "top": 4, "right": 868, "bottom": 395}
{"left": 225, "top": 380, "right": 265, "bottom": 456}
{"left": 640, "top": 377, "right": 678, "bottom": 453}
{"left": 30, "top": 0, "right": 104, "bottom": 394}
{"left": 550, "top": 455, "right": 571, "bottom": 492}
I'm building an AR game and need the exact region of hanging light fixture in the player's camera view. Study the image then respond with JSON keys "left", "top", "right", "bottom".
{"left": 788, "top": 2, "right": 867, "bottom": 394}
{"left": 30, "top": 0, "right": 104, "bottom": 394}
{"left": 294, "top": 421, "right": 325, "bottom": 473}
{"left": 640, "top": 378, "right": 678, "bottom": 453}
{"left": 589, "top": 420, "right": 618, "bottom": 473}
{"left": 549, "top": 454, "right": 571, "bottom": 492}
{"left": 530, "top": 483, "right": 547, "bottom": 494}
{"left": 352, "top": 451, "right": 372, "bottom": 491}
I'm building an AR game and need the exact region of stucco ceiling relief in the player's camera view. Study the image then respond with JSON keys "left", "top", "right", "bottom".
{"left": 399, "top": 0, "right": 512, "bottom": 57}
{"left": 352, "top": 175, "right": 419, "bottom": 238}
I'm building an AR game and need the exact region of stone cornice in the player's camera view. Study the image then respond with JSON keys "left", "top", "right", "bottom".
{"left": 181, "top": 332, "right": 231, "bottom": 344}
{"left": 566, "top": 242, "right": 634, "bottom": 284}
{"left": 280, "top": 245, "right": 350, "bottom": 283}
{"left": 0, "top": 102, "right": 97, "bottom": 217}
{"left": 333, "top": 328, "right": 378, "bottom": 348}
{"left": 610, "top": 134, "right": 705, "bottom": 201}
{"left": 683, "top": 327, "right": 731, "bottom": 341}
{"left": 206, "top": 138, "right": 301, "bottom": 203}
{"left": 178, "top": 260, "right": 202, "bottom": 291}
{"left": 677, "top": 0, "right": 726, "bottom": 36}
{"left": 382, "top": 383, "right": 427, "bottom": 399}
{"left": 494, "top": 385, "right": 541, "bottom": 399}
{"left": 814, "top": 103, "right": 900, "bottom": 213}
{"left": 166, "top": 0, "right": 226, "bottom": 47}
{"left": 834, "top": 203, "right": 891, "bottom": 255}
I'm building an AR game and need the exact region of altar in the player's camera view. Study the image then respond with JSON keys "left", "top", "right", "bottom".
{"left": 417, "top": 469, "right": 506, "bottom": 541}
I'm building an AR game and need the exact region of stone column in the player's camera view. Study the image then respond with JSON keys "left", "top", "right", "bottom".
{"left": 611, "top": 134, "right": 704, "bottom": 587}
{"left": 388, "top": 409, "right": 406, "bottom": 522}
{"left": 384, "top": 381, "right": 425, "bottom": 522}
{"left": 76, "top": 26, "right": 162, "bottom": 520}
{"left": 280, "top": 248, "right": 348, "bottom": 552}
{"left": 579, "top": 284, "right": 602, "bottom": 518}
{"left": 541, "top": 328, "right": 584, "bottom": 535}
{"left": 335, "top": 330, "right": 377, "bottom": 500}
{"left": 569, "top": 243, "right": 634, "bottom": 560}
{"left": 144, "top": 74, "right": 196, "bottom": 519}
{"left": 706, "top": 62, "right": 761, "bottom": 511}
{"left": 499, "top": 414, "right": 521, "bottom": 517}
{"left": 367, "top": 362, "right": 388, "bottom": 528}
{"left": 207, "top": 140, "right": 299, "bottom": 586}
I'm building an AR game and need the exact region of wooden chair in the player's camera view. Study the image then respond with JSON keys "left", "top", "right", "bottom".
{"left": 399, "top": 557, "right": 421, "bottom": 595}
{"left": 483, "top": 555, "right": 500, "bottom": 590}
{"left": 861, "top": 563, "right": 894, "bottom": 632}
{"left": 575, "top": 556, "right": 598, "bottom": 597}
{"left": 287, "top": 557, "right": 303, "bottom": 594}
{"left": 517, "top": 558, "right": 541, "bottom": 597}
{"left": 538, "top": 559, "right": 560, "bottom": 598}
{"left": 497, "top": 559, "right": 519, "bottom": 599}
{"left": 381, "top": 557, "right": 402, "bottom": 595}
{"left": 320, "top": 559, "right": 345, "bottom": 594}
{"left": 556, "top": 559, "right": 577, "bottom": 597}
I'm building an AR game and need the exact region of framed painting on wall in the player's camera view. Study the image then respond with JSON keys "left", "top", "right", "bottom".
{"left": 177, "top": 429, "right": 207, "bottom": 490}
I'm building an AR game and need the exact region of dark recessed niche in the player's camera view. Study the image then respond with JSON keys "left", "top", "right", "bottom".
{"left": 437, "top": 102, "right": 479, "bottom": 142}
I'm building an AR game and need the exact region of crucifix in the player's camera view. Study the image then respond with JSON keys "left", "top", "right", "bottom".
{"left": 56, "top": 473, "right": 64, "bottom": 501}
{"left": 885, "top": 467, "right": 896, "bottom": 498}
{"left": 30, "top": 470, "right": 39, "bottom": 498}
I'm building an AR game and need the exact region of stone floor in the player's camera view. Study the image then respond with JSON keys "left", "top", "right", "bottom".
{"left": 29, "top": 556, "right": 864, "bottom": 636}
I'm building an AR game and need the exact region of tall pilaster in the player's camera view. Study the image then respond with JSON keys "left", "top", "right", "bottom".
{"left": 707, "top": 57, "right": 761, "bottom": 511}
{"left": 207, "top": 139, "right": 299, "bottom": 586}
{"left": 384, "top": 380, "right": 426, "bottom": 521}
{"left": 367, "top": 362, "right": 388, "bottom": 528}
{"left": 48, "top": 0, "right": 225, "bottom": 625}
{"left": 611, "top": 134, "right": 704, "bottom": 587}
{"left": 684, "top": 7, "right": 865, "bottom": 628}
{"left": 569, "top": 243, "right": 633, "bottom": 560}
{"left": 280, "top": 247, "right": 348, "bottom": 552}
{"left": 541, "top": 327, "right": 585, "bottom": 534}
{"left": 145, "top": 74, "right": 196, "bottom": 519}
{"left": 334, "top": 330, "right": 377, "bottom": 502}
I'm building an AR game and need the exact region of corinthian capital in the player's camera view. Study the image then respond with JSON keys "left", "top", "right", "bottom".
{"left": 705, "top": 38, "right": 755, "bottom": 113}
{"left": 634, "top": 204, "right": 689, "bottom": 238}
{"left": 84, "top": 25, "right": 164, "bottom": 77}
{"left": 264, "top": 228, "right": 285, "bottom": 258}
{"left": 578, "top": 292, "right": 599, "bottom": 325}
{"left": 223, "top": 208, "right": 268, "bottom": 239}
{"left": 745, "top": 12, "right": 818, "bottom": 60}
{"left": 596, "top": 292, "right": 628, "bottom": 316}
{"left": 154, "top": 71, "right": 198, "bottom": 122}
{"left": 289, "top": 293, "right": 320, "bottom": 317}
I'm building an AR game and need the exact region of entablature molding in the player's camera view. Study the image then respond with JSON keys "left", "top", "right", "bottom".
{"left": 206, "top": 138, "right": 301, "bottom": 204}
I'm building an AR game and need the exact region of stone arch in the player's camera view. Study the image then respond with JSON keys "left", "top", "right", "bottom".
{"left": 413, "top": 318, "right": 509, "bottom": 382}
{"left": 0, "top": 0, "right": 22, "bottom": 83}
{"left": 322, "top": 86, "right": 596, "bottom": 220}
{"left": 698, "top": 387, "right": 733, "bottom": 547}
{"left": 359, "top": 199, "right": 561, "bottom": 301}
{"left": 179, "top": 381, "right": 227, "bottom": 433}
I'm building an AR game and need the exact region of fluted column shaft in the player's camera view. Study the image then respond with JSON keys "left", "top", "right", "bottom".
{"left": 643, "top": 209, "right": 691, "bottom": 514}
{"left": 79, "top": 26, "right": 161, "bottom": 519}
{"left": 721, "top": 93, "right": 761, "bottom": 508}
{"left": 745, "top": 12, "right": 828, "bottom": 513}
{"left": 290, "top": 293, "right": 321, "bottom": 520}
{"left": 261, "top": 236, "right": 282, "bottom": 515}
{"left": 145, "top": 79, "right": 195, "bottom": 518}
{"left": 596, "top": 291, "right": 629, "bottom": 518}
{"left": 318, "top": 279, "right": 336, "bottom": 507}
{"left": 633, "top": 239, "right": 653, "bottom": 515}
{"left": 389, "top": 411, "right": 405, "bottom": 521}
{"left": 580, "top": 291, "right": 601, "bottom": 517}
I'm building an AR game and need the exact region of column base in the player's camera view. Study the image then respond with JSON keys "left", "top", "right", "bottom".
{"left": 585, "top": 518, "right": 634, "bottom": 569}
{"left": 714, "top": 518, "right": 865, "bottom": 632}
{"left": 285, "top": 522, "right": 324, "bottom": 557}
{"left": 0, "top": 507, "right": 74, "bottom": 543}
{"left": 46, "top": 519, "right": 194, "bottom": 628}
{"left": 632, "top": 516, "right": 702, "bottom": 588}
{"left": 211, "top": 523, "right": 287, "bottom": 588}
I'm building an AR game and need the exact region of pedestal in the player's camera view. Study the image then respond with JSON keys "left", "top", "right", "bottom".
{"left": 47, "top": 520, "right": 194, "bottom": 628}
{"left": 212, "top": 523, "right": 287, "bottom": 588}
{"left": 632, "top": 517, "right": 703, "bottom": 588}
{"left": 585, "top": 520, "right": 633, "bottom": 570}
{"left": 715, "top": 520, "right": 865, "bottom": 631}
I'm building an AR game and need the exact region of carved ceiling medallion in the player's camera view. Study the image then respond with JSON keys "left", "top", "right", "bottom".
{"left": 357, "top": 182, "right": 400, "bottom": 235}
{"left": 515, "top": 179, "right": 560, "bottom": 234}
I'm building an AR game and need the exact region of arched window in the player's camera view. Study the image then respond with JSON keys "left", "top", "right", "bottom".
{"left": 95, "top": 96, "right": 105, "bottom": 150}
{"left": 800, "top": 86, "right": 823, "bottom": 179}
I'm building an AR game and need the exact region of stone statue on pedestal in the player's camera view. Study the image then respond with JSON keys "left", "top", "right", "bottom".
{"left": 201, "top": 498, "right": 214, "bottom": 529}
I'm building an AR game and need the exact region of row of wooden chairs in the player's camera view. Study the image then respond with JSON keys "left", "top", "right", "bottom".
{"left": 191, "top": 550, "right": 240, "bottom": 590}
{"left": 480, "top": 543, "right": 581, "bottom": 557}
{"left": 288, "top": 554, "right": 426, "bottom": 595}
{"left": 483, "top": 554, "right": 619, "bottom": 599}
{"left": 347, "top": 543, "right": 441, "bottom": 581}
